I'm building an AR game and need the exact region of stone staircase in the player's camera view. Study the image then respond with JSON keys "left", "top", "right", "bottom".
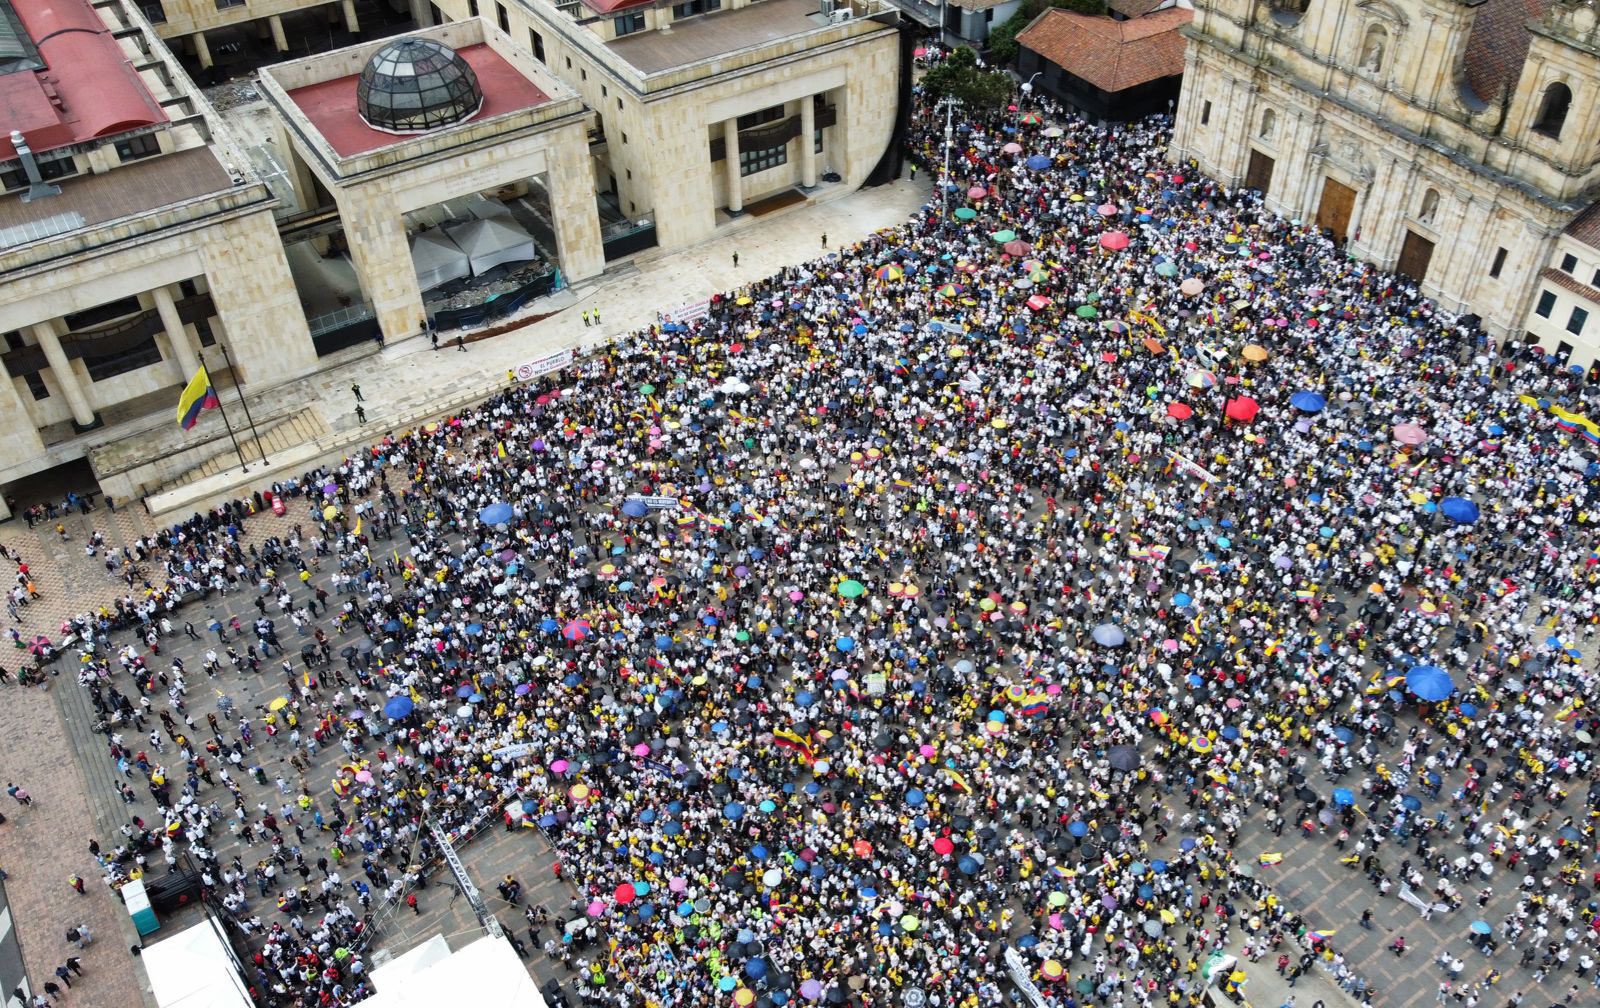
{"left": 163, "top": 409, "right": 329, "bottom": 489}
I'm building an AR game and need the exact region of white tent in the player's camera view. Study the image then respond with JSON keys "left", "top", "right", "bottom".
{"left": 446, "top": 217, "right": 536, "bottom": 277}
{"left": 142, "top": 918, "right": 254, "bottom": 1008}
{"left": 362, "top": 933, "right": 546, "bottom": 1008}
{"left": 410, "top": 229, "right": 471, "bottom": 292}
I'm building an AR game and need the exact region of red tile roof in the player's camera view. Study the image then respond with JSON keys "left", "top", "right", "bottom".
{"left": 1017, "top": 7, "right": 1192, "bottom": 94}
{"left": 1462, "top": 0, "right": 1549, "bottom": 105}
{"left": 1566, "top": 201, "right": 1600, "bottom": 250}
{"left": 1541, "top": 267, "right": 1600, "bottom": 305}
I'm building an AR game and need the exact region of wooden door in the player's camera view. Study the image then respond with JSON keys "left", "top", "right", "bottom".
{"left": 1244, "top": 149, "right": 1274, "bottom": 196}
{"left": 1316, "top": 177, "right": 1357, "bottom": 242}
{"left": 1395, "top": 229, "right": 1435, "bottom": 282}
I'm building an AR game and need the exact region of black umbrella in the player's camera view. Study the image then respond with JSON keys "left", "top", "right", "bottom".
{"left": 1097, "top": 823, "right": 1118, "bottom": 843}
{"left": 1294, "top": 786, "right": 1316, "bottom": 802}
{"left": 355, "top": 638, "right": 376, "bottom": 654}
{"left": 1107, "top": 745, "right": 1140, "bottom": 772}
{"left": 341, "top": 645, "right": 358, "bottom": 658}
{"left": 686, "top": 849, "right": 706, "bottom": 866}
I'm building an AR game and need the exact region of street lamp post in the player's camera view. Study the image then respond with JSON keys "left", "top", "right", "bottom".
{"left": 1021, "top": 71, "right": 1042, "bottom": 99}
{"left": 937, "top": 95, "right": 960, "bottom": 216}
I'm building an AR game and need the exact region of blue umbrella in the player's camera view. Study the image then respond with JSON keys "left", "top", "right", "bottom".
{"left": 383, "top": 696, "right": 414, "bottom": 719}
{"left": 957, "top": 855, "right": 978, "bottom": 875}
{"left": 1172, "top": 593, "right": 1192, "bottom": 608}
{"left": 723, "top": 802, "right": 745, "bottom": 821}
{"left": 1290, "top": 391, "right": 1326, "bottom": 413}
{"left": 1332, "top": 788, "right": 1355, "bottom": 806}
{"left": 1025, "top": 154, "right": 1051, "bottom": 171}
{"left": 1470, "top": 920, "right": 1492, "bottom": 935}
{"left": 456, "top": 684, "right": 473, "bottom": 698}
{"left": 1068, "top": 821, "right": 1087, "bottom": 837}
{"left": 621, "top": 500, "right": 650, "bottom": 518}
{"left": 1406, "top": 664, "right": 1455, "bottom": 701}
{"left": 1439, "top": 496, "right": 1480, "bottom": 524}
{"left": 383, "top": 619, "right": 402, "bottom": 632}
{"left": 639, "top": 809, "right": 656, "bottom": 824}
{"left": 906, "top": 788, "right": 926, "bottom": 807}
{"left": 1401, "top": 795, "right": 1421, "bottom": 811}
{"left": 836, "top": 636, "right": 855, "bottom": 653}
{"left": 1333, "top": 727, "right": 1354, "bottom": 744}
{"left": 478, "top": 502, "right": 514, "bottom": 525}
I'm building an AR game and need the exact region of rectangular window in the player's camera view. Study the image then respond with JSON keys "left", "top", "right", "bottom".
{"left": 0, "top": 151, "right": 76, "bottom": 192}
{"left": 815, "top": 128, "right": 823, "bottom": 154}
{"left": 1536, "top": 290, "right": 1557, "bottom": 318}
{"left": 115, "top": 133, "right": 161, "bottom": 163}
{"left": 1569, "top": 306, "right": 1589, "bottom": 335}
{"left": 737, "top": 105, "right": 785, "bottom": 130}
{"left": 1200, "top": 100, "right": 1211, "bottom": 126}
{"left": 529, "top": 29, "right": 544, "bottom": 62}
{"left": 142, "top": 1, "right": 167, "bottom": 21}
{"left": 495, "top": 2, "right": 508, "bottom": 30}
{"left": 671, "top": 0, "right": 719, "bottom": 16}
{"left": 83, "top": 337, "right": 162, "bottom": 382}
{"left": 1, "top": 331, "right": 20, "bottom": 352}
{"left": 23, "top": 372, "right": 47, "bottom": 401}
{"left": 1489, "top": 247, "right": 1507, "bottom": 279}
{"left": 467, "top": 0, "right": 477, "bottom": 16}
{"left": 193, "top": 317, "right": 216, "bottom": 347}
{"left": 1561, "top": 252, "right": 1578, "bottom": 274}
{"left": 613, "top": 11, "right": 644, "bottom": 34}
{"left": 740, "top": 143, "right": 787, "bottom": 177}
{"left": 213, "top": 0, "right": 244, "bottom": 9}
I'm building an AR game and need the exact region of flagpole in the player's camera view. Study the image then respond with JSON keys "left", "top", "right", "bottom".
{"left": 218, "top": 343, "right": 268, "bottom": 465}
{"left": 199, "top": 352, "right": 249, "bottom": 472}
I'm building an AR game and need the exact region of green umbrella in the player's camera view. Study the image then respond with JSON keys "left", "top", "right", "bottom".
{"left": 735, "top": 630, "right": 750, "bottom": 642}
{"left": 954, "top": 207, "right": 977, "bottom": 220}
{"left": 838, "top": 579, "right": 866, "bottom": 598}
{"left": 990, "top": 230, "right": 1017, "bottom": 243}
{"left": 1075, "top": 305, "right": 1098, "bottom": 318}
{"left": 1154, "top": 261, "right": 1178, "bottom": 277}
{"left": 640, "top": 384, "right": 656, "bottom": 394}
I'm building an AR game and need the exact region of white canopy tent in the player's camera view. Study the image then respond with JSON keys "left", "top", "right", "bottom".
{"left": 362, "top": 933, "right": 546, "bottom": 1008}
{"left": 142, "top": 918, "right": 253, "bottom": 1008}
{"left": 410, "top": 229, "right": 471, "bottom": 292}
{"left": 446, "top": 217, "right": 536, "bottom": 277}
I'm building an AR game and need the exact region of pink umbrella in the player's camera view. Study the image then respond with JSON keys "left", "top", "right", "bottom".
{"left": 1096, "top": 203, "right": 1119, "bottom": 217}
{"left": 550, "top": 758, "right": 569, "bottom": 774}
{"left": 1003, "top": 239, "right": 1031, "bottom": 257}
{"left": 967, "top": 186, "right": 987, "bottom": 199}
{"left": 1179, "top": 277, "right": 1204, "bottom": 296}
{"left": 669, "top": 876, "right": 687, "bottom": 892}
{"left": 1027, "top": 294, "right": 1050, "bottom": 311}
{"left": 587, "top": 899, "right": 605, "bottom": 916}
{"left": 1392, "top": 423, "right": 1428, "bottom": 445}
{"left": 1099, "top": 231, "right": 1130, "bottom": 251}
{"left": 632, "top": 743, "right": 650, "bottom": 757}
{"left": 1002, "top": 142, "right": 1023, "bottom": 154}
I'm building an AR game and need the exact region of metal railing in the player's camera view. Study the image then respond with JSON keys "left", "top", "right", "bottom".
{"left": 307, "top": 302, "right": 375, "bottom": 338}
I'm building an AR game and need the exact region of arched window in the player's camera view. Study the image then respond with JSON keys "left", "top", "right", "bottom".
{"left": 1418, "top": 188, "right": 1439, "bottom": 223}
{"left": 1259, "top": 108, "right": 1277, "bottom": 140}
{"left": 1534, "top": 82, "right": 1573, "bottom": 139}
{"left": 1360, "top": 24, "right": 1387, "bottom": 74}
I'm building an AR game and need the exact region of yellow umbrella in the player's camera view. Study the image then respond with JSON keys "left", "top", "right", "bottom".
{"left": 1242, "top": 344, "right": 1269, "bottom": 362}
{"left": 268, "top": 696, "right": 290, "bottom": 712}
{"left": 323, "top": 505, "right": 338, "bottom": 521}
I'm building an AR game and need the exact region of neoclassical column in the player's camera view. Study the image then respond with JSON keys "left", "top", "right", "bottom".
{"left": 153, "top": 284, "right": 202, "bottom": 384}
{"left": 341, "top": 0, "right": 360, "bottom": 33}
{"left": 799, "top": 96, "right": 817, "bottom": 190}
{"left": 724, "top": 118, "right": 743, "bottom": 214}
{"left": 32, "top": 319, "right": 97, "bottom": 429}
{"left": 269, "top": 14, "right": 289, "bottom": 51}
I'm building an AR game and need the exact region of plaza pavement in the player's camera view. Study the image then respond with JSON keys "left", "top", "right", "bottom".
{"left": 0, "top": 166, "right": 1575, "bottom": 1008}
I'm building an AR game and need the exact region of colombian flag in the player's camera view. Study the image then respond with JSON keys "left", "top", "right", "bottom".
{"left": 176, "top": 366, "right": 220, "bottom": 430}
{"left": 772, "top": 728, "right": 815, "bottom": 763}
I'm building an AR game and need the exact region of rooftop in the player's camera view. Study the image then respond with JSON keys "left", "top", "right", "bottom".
{"left": 0, "top": 0, "right": 166, "bottom": 158}
{"left": 1017, "top": 6, "right": 1191, "bottom": 93}
{"left": 286, "top": 42, "right": 551, "bottom": 157}
{"left": 0, "top": 146, "right": 231, "bottom": 239}
{"left": 1462, "top": 0, "right": 1549, "bottom": 106}
{"left": 606, "top": 0, "right": 830, "bottom": 74}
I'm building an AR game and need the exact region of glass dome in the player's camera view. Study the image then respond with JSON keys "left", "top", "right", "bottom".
{"left": 356, "top": 38, "right": 483, "bottom": 135}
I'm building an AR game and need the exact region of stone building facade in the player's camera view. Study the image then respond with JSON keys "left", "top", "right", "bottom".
{"left": 1169, "top": 0, "right": 1600, "bottom": 367}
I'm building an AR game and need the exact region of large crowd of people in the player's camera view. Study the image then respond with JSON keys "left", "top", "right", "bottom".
{"left": 59, "top": 79, "right": 1600, "bottom": 1008}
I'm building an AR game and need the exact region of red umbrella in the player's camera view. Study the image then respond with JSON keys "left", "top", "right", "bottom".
{"left": 1166, "top": 402, "right": 1193, "bottom": 420}
{"left": 1224, "top": 396, "right": 1260, "bottom": 422}
{"left": 1099, "top": 231, "right": 1130, "bottom": 251}
{"left": 1096, "top": 203, "right": 1119, "bottom": 217}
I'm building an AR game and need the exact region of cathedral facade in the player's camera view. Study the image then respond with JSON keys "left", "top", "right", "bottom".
{"left": 1169, "top": 0, "right": 1600, "bottom": 366}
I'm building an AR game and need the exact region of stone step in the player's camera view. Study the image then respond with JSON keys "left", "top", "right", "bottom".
{"left": 165, "top": 411, "right": 328, "bottom": 489}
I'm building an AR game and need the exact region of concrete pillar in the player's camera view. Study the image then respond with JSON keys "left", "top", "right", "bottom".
{"left": 193, "top": 31, "right": 212, "bottom": 69}
{"left": 268, "top": 14, "right": 289, "bottom": 50}
{"left": 548, "top": 125, "right": 605, "bottom": 283}
{"left": 32, "top": 319, "right": 97, "bottom": 430}
{"left": 341, "top": 0, "right": 360, "bottom": 33}
{"left": 723, "top": 118, "right": 742, "bottom": 214}
{"left": 409, "top": 0, "right": 434, "bottom": 27}
{"left": 153, "top": 284, "right": 202, "bottom": 383}
{"left": 799, "top": 95, "right": 817, "bottom": 190}
{"left": 343, "top": 209, "right": 423, "bottom": 344}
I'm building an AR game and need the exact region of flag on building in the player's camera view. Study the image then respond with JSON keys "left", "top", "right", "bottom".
{"left": 176, "top": 366, "right": 220, "bottom": 430}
